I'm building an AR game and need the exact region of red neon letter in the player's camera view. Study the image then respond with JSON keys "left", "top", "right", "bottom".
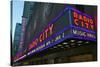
{"left": 73, "top": 11, "right": 78, "bottom": 18}
{"left": 90, "top": 25, "right": 94, "bottom": 30}
{"left": 49, "top": 24, "right": 54, "bottom": 35}
{"left": 74, "top": 18, "right": 79, "bottom": 26}
{"left": 85, "top": 23, "right": 89, "bottom": 29}
{"left": 79, "top": 14, "right": 83, "bottom": 21}
{"left": 45, "top": 28, "right": 49, "bottom": 38}
{"left": 90, "top": 19, "right": 94, "bottom": 24}
{"left": 83, "top": 16, "right": 87, "bottom": 22}
{"left": 39, "top": 33, "right": 44, "bottom": 42}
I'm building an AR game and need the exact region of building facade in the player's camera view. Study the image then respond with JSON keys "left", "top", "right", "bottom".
{"left": 13, "top": 2, "right": 97, "bottom": 66}
{"left": 18, "top": 1, "right": 34, "bottom": 57}
{"left": 12, "top": 23, "right": 22, "bottom": 57}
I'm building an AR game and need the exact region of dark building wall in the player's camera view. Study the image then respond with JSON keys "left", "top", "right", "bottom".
{"left": 19, "top": 1, "right": 34, "bottom": 54}
{"left": 23, "top": 1, "right": 34, "bottom": 22}
{"left": 13, "top": 23, "right": 22, "bottom": 56}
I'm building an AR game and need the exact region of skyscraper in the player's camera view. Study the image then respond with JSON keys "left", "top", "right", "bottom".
{"left": 12, "top": 23, "right": 22, "bottom": 57}
{"left": 19, "top": 1, "right": 34, "bottom": 55}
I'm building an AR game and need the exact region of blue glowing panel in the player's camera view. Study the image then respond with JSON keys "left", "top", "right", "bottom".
{"left": 68, "top": 8, "right": 96, "bottom": 41}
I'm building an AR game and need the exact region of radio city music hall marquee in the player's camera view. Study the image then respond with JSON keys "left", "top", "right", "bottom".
{"left": 14, "top": 7, "right": 96, "bottom": 62}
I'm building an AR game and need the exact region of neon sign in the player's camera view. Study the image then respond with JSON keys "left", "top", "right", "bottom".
{"left": 72, "top": 29, "right": 96, "bottom": 38}
{"left": 72, "top": 11, "right": 95, "bottom": 31}
{"left": 29, "top": 24, "right": 54, "bottom": 50}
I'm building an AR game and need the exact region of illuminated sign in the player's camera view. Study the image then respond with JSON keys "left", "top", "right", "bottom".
{"left": 69, "top": 8, "right": 96, "bottom": 40}
{"left": 28, "top": 8, "right": 71, "bottom": 51}
{"left": 72, "top": 29, "right": 96, "bottom": 39}
{"left": 27, "top": 29, "right": 71, "bottom": 56}
{"left": 14, "top": 7, "right": 96, "bottom": 62}
{"left": 72, "top": 11, "right": 94, "bottom": 30}
{"left": 29, "top": 24, "right": 54, "bottom": 50}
